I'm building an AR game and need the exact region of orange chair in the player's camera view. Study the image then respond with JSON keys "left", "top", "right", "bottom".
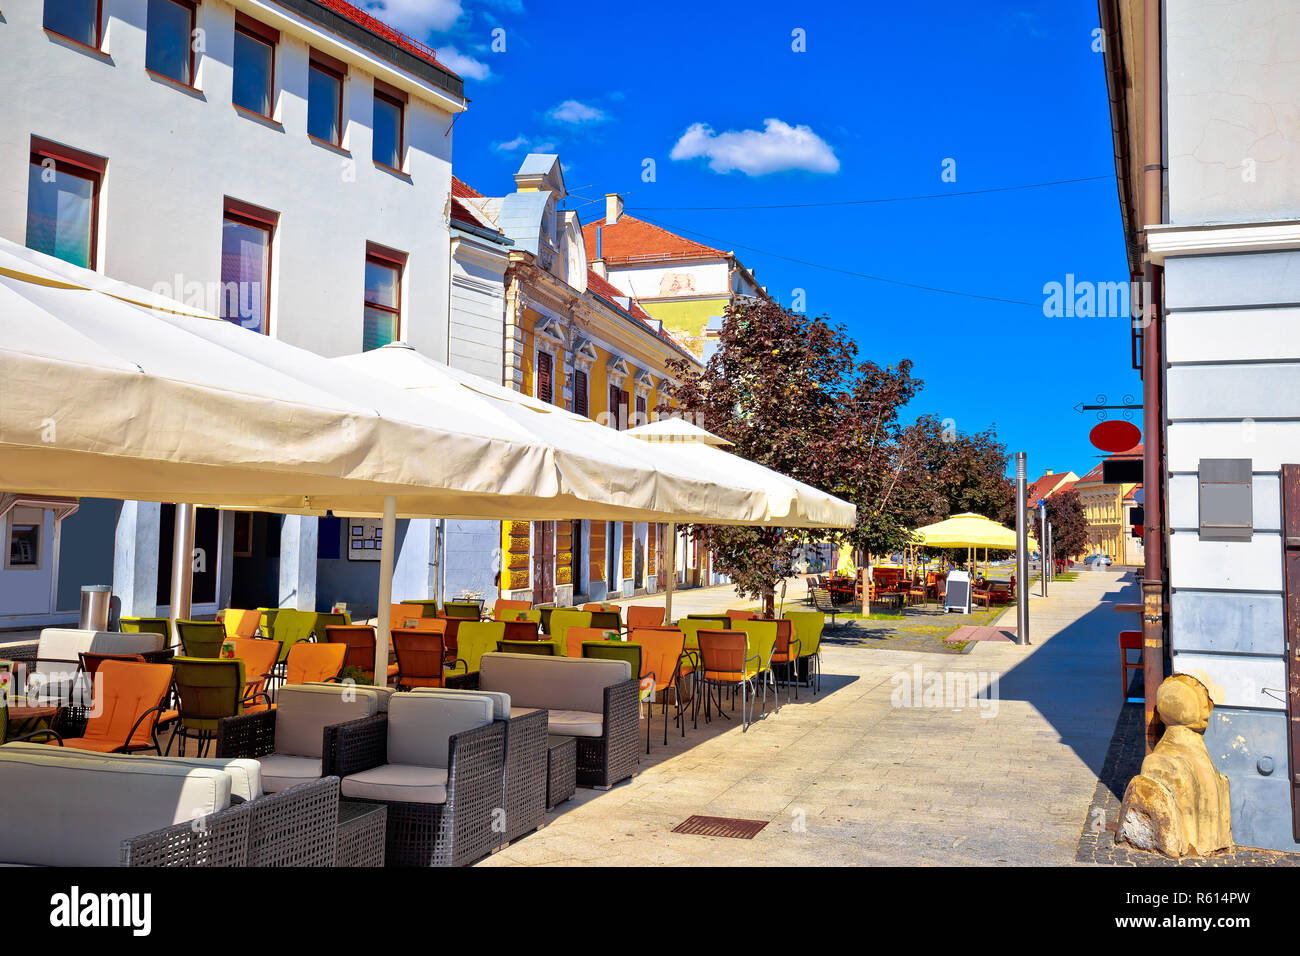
{"left": 392, "top": 629, "right": 447, "bottom": 689}
{"left": 391, "top": 604, "right": 426, "bottom": 629}
{"left": 565, "top": 626, "right": 613, "bottom": 660}
{"left": 284, "top": 642, "right": 347, "bottom": 685}
{"left": 1119, "top": 631, "right": 1143, "bottom": 702}
{"left": 765, "top": 618, "right": 802, "bottom": 702}
{"left": 325, "top": 625, "right": 399, "bottom": 685}
{"left": 695, "top": 630, "right": 761, "bottom": 732}
{"left": 582, "top": 602, "right": 617, "bottom": 613}
{"left": 493, "top": 598, "right": 532, "bottom": 621}
{"left": 726, "top": 609, "right": 757, "bottom": 623}
{"left": 220, "top": 608, "right": 262, "bottom": 638}
{"left": 626, "top": 605, "right": 665, "bottom": 629}
{"left": 633, "top": 627, "right": 691, "bottom": 749}
{"left": 48, "top": 661, "right": 173, "bottom": 754}
{"left": 228, "top": 637, "right": 280, "bottom": 712}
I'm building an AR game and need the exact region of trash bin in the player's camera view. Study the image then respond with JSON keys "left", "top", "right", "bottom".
{"left": 78, "top": 585, "right": 112, "bottom": 631}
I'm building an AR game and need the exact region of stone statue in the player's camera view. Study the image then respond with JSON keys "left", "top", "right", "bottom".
{"left": 1116, "top": 674, "right": 1232, "bottom": 858}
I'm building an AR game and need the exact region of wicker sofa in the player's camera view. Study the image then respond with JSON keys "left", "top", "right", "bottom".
{"left": 331, "top": 691, "right": 506, "bottom": 867}
{"left": 448, "top": 652, "right": 639, "bottom": 790}
{"left": 0, "top": 743, "right": 340, "bottom": 866}
{"left": 10, "top": 628, "right": 168, "bottom": 704}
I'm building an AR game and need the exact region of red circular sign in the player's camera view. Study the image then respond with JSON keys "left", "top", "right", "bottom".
{"left": 1090, "top": 420, "right": 1141, "bottom": 453}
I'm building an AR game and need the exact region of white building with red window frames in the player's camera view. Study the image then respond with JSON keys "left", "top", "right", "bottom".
{"left": 0, "top": 0, "right": 466, "bottom": 625}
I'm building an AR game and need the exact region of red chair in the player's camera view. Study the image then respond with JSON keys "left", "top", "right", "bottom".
{"left": 392, "top": 629, "right": 447, "bottom": 689}
{"left": 626, "top": 605, "right": 665, "bottom": 629}
{"left": 1119, "top": 631, "right": 1143, "bottom": 702}
{"left": 725, "top": 609, "right": 756, "bottom": 623}
{"left": 325, "top": 625, "right": 399, "bottom": 685}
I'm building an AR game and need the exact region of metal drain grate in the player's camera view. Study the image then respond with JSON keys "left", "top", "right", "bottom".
{"left": 672, "top": 815, "right": 769, "bottom": 840}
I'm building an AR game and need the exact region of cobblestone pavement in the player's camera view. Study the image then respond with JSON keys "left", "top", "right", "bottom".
{"left": 480, "top": 571, "right": 1145, "bottom": 866}
{"left": 1076, "top": 695, "right": 1300, "bottom": 866}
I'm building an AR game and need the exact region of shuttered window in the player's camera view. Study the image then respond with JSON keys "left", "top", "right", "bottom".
{"left": 608, "top": 385, "right": 622, "bottom": 429}
{"left": 574, "top": 370, "right": 589, "bottom": 418}
{"left": 536, "top": 350, "right": 553, "bottom": 404}
{"left": 635, "top": 395, "right": 647, "bottom": 428}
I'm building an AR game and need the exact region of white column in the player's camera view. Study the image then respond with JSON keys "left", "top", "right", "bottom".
{"left": 113, "top": 500, "right": 160, "bottom": 618}
{"left": 278, "top": 515, "right": 318, "bottom": 611}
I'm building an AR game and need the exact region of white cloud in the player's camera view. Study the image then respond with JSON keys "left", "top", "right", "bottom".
{"left": 363, "top": 0, "right": 463, "bottom": 35}
{"left": 435, "top": 46, "right": 490, "bottom": 80}
{"left": 670, "top": 119, "right": 840, "bottom": 176}
{"left": 494, "top": 134, "right": 555, "bottom": 153}
{"left": 546, "top": 99, "right": 606, "bottom": 125}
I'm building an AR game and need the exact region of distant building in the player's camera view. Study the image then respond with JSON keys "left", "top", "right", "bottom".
{"left": 580, "top": 215, "right": 766, "bottom": 359}
{"left": 1026, "top": 470, "right": 1079, "bottom": 509}
{"left": 1073, "top": 446, "right": 1141, "bottom": 562}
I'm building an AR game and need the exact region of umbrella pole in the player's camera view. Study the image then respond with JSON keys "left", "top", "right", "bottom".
{"left": 374, "top": 495, "right": 397, "bottom": 684}
{"left": 664, "top": 522, "right": 676, "bottom": 624}
{"left": 169, "top": 503, "right": 196, "bottom": 646}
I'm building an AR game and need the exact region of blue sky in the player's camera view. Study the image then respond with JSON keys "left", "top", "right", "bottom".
{"left": 369, "top": 0, "right": 1143, "bottom": 480}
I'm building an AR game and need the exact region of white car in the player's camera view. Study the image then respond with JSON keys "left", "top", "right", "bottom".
{"left": 1085, "top": 554, "right": 1113, "bottom": 568}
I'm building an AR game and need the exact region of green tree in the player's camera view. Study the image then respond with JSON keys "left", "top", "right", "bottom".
{"left": 1040, "top": 488, "right": 1088, "bottom": 561}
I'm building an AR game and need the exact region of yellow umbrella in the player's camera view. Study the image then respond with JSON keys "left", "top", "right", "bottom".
{"left": 912, "top": 512, "right": 1038, "bottom": 551}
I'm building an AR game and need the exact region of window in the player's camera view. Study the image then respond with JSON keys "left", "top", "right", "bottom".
{"left": 44, "top": 0, "right": 102, "bottom": 48}
{"left": 220, "top": 200, "right": 276, "bottom": 333}
{"left": 232, "top": 17, "right": 277, "bottom": 118}
{"left": 635, "top": 395, "right": 647, "bottom": 428}
{"left": 573, "top": 369, "right": 589, "bottom": 418}
{"left": 26, "top": 140, "right": 104, "bottom": 269}
{"left": 6, "top": 511, "right": 42, "bottom": 570}
{"left": 146, "top": 0, "right": 196, "bottom": 85}
{"left": 372, "top": 84, "right": 405, "bottom": 170}
{"left": 308, "top": 53, "right": 345, "bottom": 146}
{"left": 608, "top": 386, "right": 629, "bottom": 430}
{"left": 536, "top": 351, "right": 554, "bottom": 404}
{"left": 364, "top": 246, "right": 404, "bottom": 350}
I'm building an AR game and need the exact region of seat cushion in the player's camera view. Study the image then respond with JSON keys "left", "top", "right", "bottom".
{"left": 257, "top": 753, "right": 323, "bottom": 794}
{"left": 415, "top": 687, "right": 511, "bottom": 719}
{"left": 546, "top": 710, "right": 604, "bottom": 738}
{"left": 340, "top": 763, "right": 448, "bottom": 804}
{"left": 386, "top": 693, "right": 493, "bottom": 769}
{"left": 1, "top": 743, "right": 263, "bottom": 801}
{"left": 479, "top": 652, "right": 629, "bottom": 713}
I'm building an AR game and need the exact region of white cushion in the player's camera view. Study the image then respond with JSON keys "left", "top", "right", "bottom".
{"left": 341, "top": 764, "right": 448, "bottom": 804}
{"left": 257, "top": 753, "right": 323, "bottom": 794}
{"left": 0, "top": 749, "right": 230, "bottom": 867}
{"left": 386, "top": 692, "right": 493, "bottom": 769}
{"left": 414, "top": 687, "right": 511, "bottom": 719}
{"left": 0, "top": 743, "right": 261, "bottom": 800}
{"left": 480, "top": 652, "right": 629, "bottom": 714}
{"left": 546, "top": 710, "right": 604, "bottom": 737}
{"left": 273, "top": 684, "right": 379, "bottom": 758}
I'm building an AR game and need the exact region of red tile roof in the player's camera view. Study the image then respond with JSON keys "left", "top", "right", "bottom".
{"left": 451, "top": 176, "right": 482, "bottom": 199}
{"left": 586, "top": 269, "right": 696, "bottom": 362}
{"left": 1027, "top": 472, "right": 1074, "bottom": 502}
{"left": 314, "top": 0, "right": 457, "bottom": 77}
{"left": 581, "top": 215, "right": 727, "bottom": 265}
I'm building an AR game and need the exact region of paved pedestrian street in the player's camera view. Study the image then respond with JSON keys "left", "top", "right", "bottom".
{"left": 480, "top": 571, "right": 1140, "bottom": 866}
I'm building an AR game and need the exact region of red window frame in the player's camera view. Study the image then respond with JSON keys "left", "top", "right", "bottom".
{"left": 364, "top": 242, "right": 406, "bottom": 347}
{"left": 43, "top": 0, "right": 104, "bottom": 51}
{"left": 372, "top": 80, "right": 407, "bottom": 173}
{"left": 233, "top": 13, "right": 279, "bottom": 120}
{"left": 308, "top": 50, "right": 347, "bottom": 148}
{"left": 145, "top": 0, "right": 199, "bottom": 88}
{"left": 28, "top": 137, "right": 107, "bottom": 270}
{"left": 221, "top": 198, "right": 278, "bottom": 334}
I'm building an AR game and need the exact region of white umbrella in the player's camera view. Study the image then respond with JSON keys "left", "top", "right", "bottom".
{"left": 624, "top": 418, "right": 857, "bottom": 619}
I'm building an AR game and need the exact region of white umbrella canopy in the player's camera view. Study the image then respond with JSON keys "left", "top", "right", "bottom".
{"left": 624, "top": 421, "right": 857, "bottom": 529}
{"left": 331, "top": 343, "right": 774, "bottom": 524}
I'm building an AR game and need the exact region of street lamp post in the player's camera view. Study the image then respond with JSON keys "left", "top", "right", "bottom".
{"left": 1014, "top": 452, "right": 1030, "bottom": 645}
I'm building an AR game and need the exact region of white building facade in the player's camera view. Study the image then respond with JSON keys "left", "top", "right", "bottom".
{"left": 0, "top": 0, "right": 465, "bottom": 626}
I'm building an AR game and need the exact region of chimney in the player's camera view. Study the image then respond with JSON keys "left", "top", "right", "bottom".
{"left": 592, "top": 259, "right": 608, "bottom": 279}
{"left": 605, "top": 193, "right": 623, "bottom": 226}
{"left": 1046, "top": 469, "right": 1054, "bottom": 475}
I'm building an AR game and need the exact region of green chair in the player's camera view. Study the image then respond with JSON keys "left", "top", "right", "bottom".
{"left": 443, "top": 600, "right": 483, "bottom": 621}
{"left": 784, "top": 610, "right": 824, "bottom": 694}
{"left": 121, "top": 617, "right": 173, "bottom": 646}
{"left": 452, "top": 621, "right": 506, "bottom": 674}
{"left": 175, "top": 620, "right": 226, "bottom": 659}
{"left": 168, "top": 657, "right": 244, "bottom": 756}
{"left": 548, "top": 609, "right": 592, "bottom": 657}
{"left": 506, "top": 609, "right": 542, "bottom": 625}
{"left": 263, "top": 608, "right": 318, "bottom": 663}
{"left": 311, "top": 611, "right": 351, "bottom": 641}
{"left": 588, "top": 610, "right": 622, "bottom": 634}
{"left": 685, "top": 614, "right": 730, "bottom": 628}
{"left": 399, "top": 599, "right": 440, "bottom": 618}
{"left": 732, "top": 620, "right": 782, "bottom": 714}
{"left": 497, "top": 639, "right": 555, "bottom": 656}
{"left": 677, "top": 618, "right": 728, "bottom": 656}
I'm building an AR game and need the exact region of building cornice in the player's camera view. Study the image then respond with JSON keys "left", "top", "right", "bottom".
{"left": 1145, "top": 221, "right": 1300, "bottom": 264}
